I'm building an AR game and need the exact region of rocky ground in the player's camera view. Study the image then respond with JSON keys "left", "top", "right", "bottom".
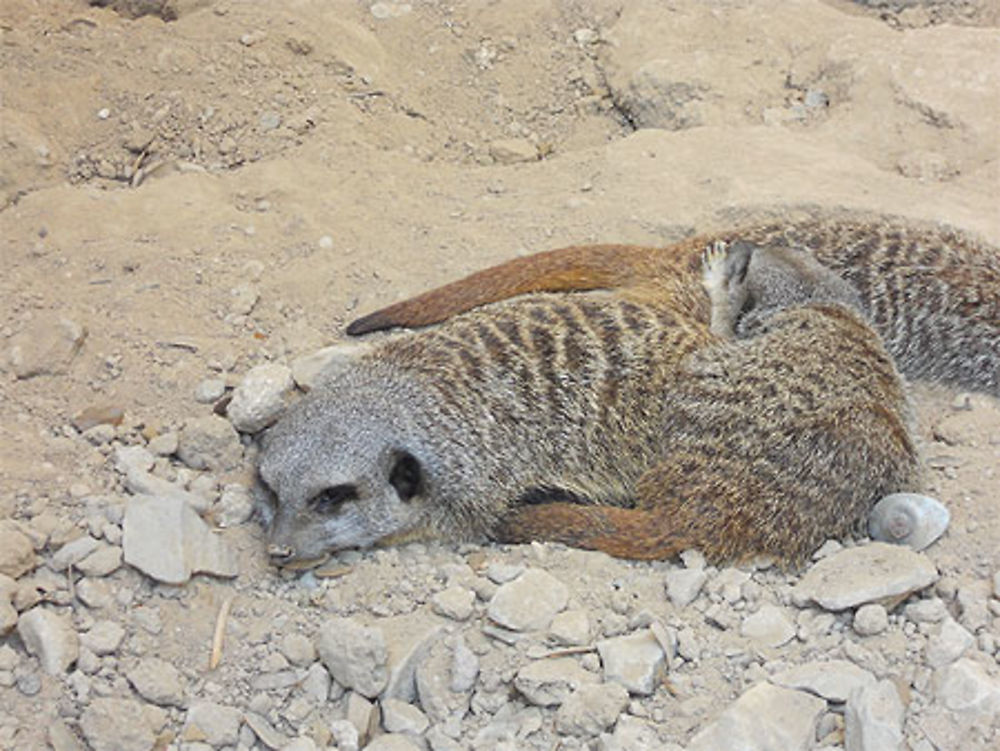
{"left": 1, "top": 1, "right": 999, "bottom": 750}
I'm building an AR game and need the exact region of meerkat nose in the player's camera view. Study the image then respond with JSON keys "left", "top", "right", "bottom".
{"left": 267, "top": 543, "right": 296, "bottom": 564}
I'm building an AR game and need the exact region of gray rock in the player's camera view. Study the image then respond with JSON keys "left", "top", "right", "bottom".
{"left": 194, "top": 379, "right": 226, "bottom": 404}
{"left": 47, "top": 719, "right": 86, "bottom": 751}
{"left": 0, "top": 520, "right": 37, "bottom": 578}
{"left": 450, "top": 635, "right": 479, "bottom": 693}
{"left": 176, "top": 416, "right": 242, "bottom": 472}
{"left": 771, "top": 660, "right": 876, "bottom": 703}
{"left": 301, "top": 662, "right": 331, "bottom": 704}
{"left": 555, "top": 682, "right": 629, "bottom": 737}
{"left": 123, "top": 495, "right": 237, "bottom": 584}
{"left": 75, "top": 543, "right": 122, "bottom": 578}
{"left": 993, "top": 570, "right": 1000, "bottom": 599}
{"left": 381, "top": 615, "right": 446, "bottom": 702}
{"left": 665, "top": 567, "right": 708, "bottom": 608}
{"left": 126, "top": 656, "right": 186, "bottom": 707}
{"left": 853, "top": 603, "right": 889, "bottom": 636}
{"left": 415, "top": 639, "right": 470, "bottom": 723}
{"left": 740, "top": 604, "right": 796, "bottom": 647}
{"left": 868, "top": 493, "right": 949, "bottom": 551}
{"left": 278, "top": 632, "right": 316, "bottom": 667}
{"left": 956, "top": 580, "right": 990, "bottom": 632}
{"left": 50, "top": 535, "right": 100, "bottom": 571}
{"left": 381, "top": 698, "right": 430, "bottom": 735}
{"left": 17, "top": 606, "right": 78, "bottom": 674}
{"left": 365, "top": 735, "right": 423, "bottom": 751}
{"left": 345, "top": 691, "right": 379, "bottom": 746}
{"left": 514, "top": 657, "right": 597, "bottom": 707}
{"left": 844, "top": 679, "right": 904, "bottom": 751}
{"left": 80, "top": 698, "right": 155, "bottom": 751}
{"left": 227, "top": 363, "right": 294, "bottom": 433}
{"left": 183, "top": 701, "right": 242, "bottom": 746}
{"left": 0, "top": 595, "right": 15, "bottom": 637}
{"left": 904, "top": 597, "right": 947, "bottom": 624}
{"left": 316, "top": 617, "right": 388, "bottom": 698}
{"left": 926, "top": 617, "right": 974, "bottom": 668}
{"left": 281, "top": 738, "right": 316, "bottom": 751}
{"left": 122, "top": 465, "right": 210, "bottom": 514}
{"left": 431, "top": 585, "right": 475, "bottom": 621}
{"left": 597, "top": 628, "right": 666, "bottom": 696}
{"left": 217, "top": 484, "right": 254, "bottom": 527}
{"left": 7, "top": 314, "right": 87, "bottom": 378}
{"left": 147, "top": 430, "right": 179, "bottom": 456}
{"left": 791, "top": 542, "right": 938, "bottom": 611}
{"left": 328, "top": 720, "right": 360, "bottom": 751}
{"left": 687, "top": 682, "right": 825, "bottom": 751}
{"left": 487, "top": 568, "right": 568, "bottom": 631}
{"left": 933, "top": 658, "right": 1000, "bottom": 717}
{"left": 79, "top": 620, "right": 125, "bottom": 656}
{"left": 243, "top": 710, "right": 289, "bottom": 749}
{"left": 291, "top": 343, "right": 369, "bottom": 391}
{"left": 549, "top": 608, "right": 591, "bottom": 646}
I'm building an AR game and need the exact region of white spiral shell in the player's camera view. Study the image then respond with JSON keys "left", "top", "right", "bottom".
{"left": 868, "top": 493, "right": 950, "bottom": 552}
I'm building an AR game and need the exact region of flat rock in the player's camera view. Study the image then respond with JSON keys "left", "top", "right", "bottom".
{"left": 182, "top": 701, "right": 242, "bottom": 746}
{"left": 7, "top": 314, "right": 87, "bottom": 378}
{"left": 17, "top": 606, "right": 78, "bottom": 674}
{"left": 415, "top": 639, "right": 471, "bottom": 723}
{"left": 0, "top": 521, "right": 37, "bottom": 578}
{"left": 740, "top": 604, "right": 796, "bottom": 647}
{"left": 665, "top": 567, "right": 708, "bottom": 608}
{"left": 80, "top": 698, "right": 155, "bottom": 751}
{"left": 226, "top": 363, "right": 294, "bottom": 433}
{"left": 844, "top": 679, "right": 905, "bottom": 751}
{"left": 316, "top": 617, "right": 388, "bottom": 698}
{"left": 76, "top": 544, "right": 123, "bottom": 577}
{"left": 176, "top": 415, "right": 242, "bottom": 472}
{"left": 791, "top": 542, "right": 938, "bottom": 611}
{"left": 514, "top": 657, "right": 597, "bottom": 707}
{"left": 926, "top": 617, "right": 974, "bottom": 668}
{"left": 771, "top": 660, "right": 876, "bottom": 703}
{"left": 79, "top": 620, "right": 125, "bottom": 656}
{"left": 50, "top": 535, "right": 100, "bottom": 571}
{"left": 487, "top": 568, "right": 568, "bottom": 632}
{"left": 597, "top": 628, "right": 666, "bottom": 696}
{"left": 381, "top": 698, "right": 430, "bottom": 735}
{"left": 291, "top": 342, "right": 370, "bottom": 391}
{"left": 365, "top": 735, "right": 423, "bottom": 751}
{"left": 431, "top": 585, "right": 475, "bottom": 621}
{"left": 932, "top": 658, "right": 1000, "bottom": 718}
{"left": 687, "top": 682, "right": 825, "bottom": 751}
{"left": 489, "top": 137, "right": 538, "bottom": 164}
{"left": 126, "top": 656, "right": 187, "bottom": 707}
{"left": 123, "top": 494, "right": 238, "bottom": 584}
{"left": 548, "top": 608, "right": 591, "bottom": 646}
{"left": 554, "top": 682, "right": 629, "bottom": 737}
{"left": 380, "top": 613, "right": 446, "bottom": 702}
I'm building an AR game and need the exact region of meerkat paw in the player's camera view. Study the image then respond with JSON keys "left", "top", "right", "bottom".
{"left": 701, "top": 240, "right": 730, "bottom": 293}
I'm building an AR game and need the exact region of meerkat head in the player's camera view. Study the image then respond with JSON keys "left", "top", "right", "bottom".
{"left": 255, "top": 367, "right": 439, "bottom": 566}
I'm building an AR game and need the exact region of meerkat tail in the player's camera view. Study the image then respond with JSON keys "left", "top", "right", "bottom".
{"left": 346, "top": 244, "right": 677, "bottom": 335}
{"left": 491, "top": 503, "right": 695, "bottom": 561}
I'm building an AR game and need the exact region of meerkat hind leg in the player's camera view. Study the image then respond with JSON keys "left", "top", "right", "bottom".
{"left": 702, "top": 240, "right": 754, "bottom": 339}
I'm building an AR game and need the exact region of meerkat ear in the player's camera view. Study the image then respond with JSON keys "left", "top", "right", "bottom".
{"left": 346, "top": 243, "right": 674, "bottom": 335}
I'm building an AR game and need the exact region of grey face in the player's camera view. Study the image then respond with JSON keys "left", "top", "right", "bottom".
{"left": 255, "top": 382, "right": 432, "bottom": 565}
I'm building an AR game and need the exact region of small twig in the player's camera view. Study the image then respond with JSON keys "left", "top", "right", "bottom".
{"left": 209, "top": 596, "right": 233, "bottom": 670}
{"left": 531, "top": 645, "right": 595, "bottom": 659}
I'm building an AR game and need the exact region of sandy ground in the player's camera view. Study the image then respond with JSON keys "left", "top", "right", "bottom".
{"left": 1, "top": 1, "right": 998, "bottom": 749}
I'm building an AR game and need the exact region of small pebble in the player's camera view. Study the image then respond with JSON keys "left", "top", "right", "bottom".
{"left": 853, "top": 603, "right": 889, "bottom": 636}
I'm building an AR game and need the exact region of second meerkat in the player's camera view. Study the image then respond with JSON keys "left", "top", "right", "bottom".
{"left": 258, "top": 236, "right": 920, "bottom": 565}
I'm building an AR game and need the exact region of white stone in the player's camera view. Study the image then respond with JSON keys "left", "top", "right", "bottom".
{"left": 317, "top": 617, "right": 388, "bottom": 698}
{"left": 771, "top": 660, "right": 876, "bottom": 703}
{"left": 176, "top": 416, "right": 242, "bottom": 471}
{"left": 227, "top": 363, "right": 294, "bottom": 433}
{"left": 687, "top": 682, "right": 825, "bottom": 751}
{"left": 665, "top": 567, "right": 708, "bottom": 608}
{"left": 80, "top": 698, "right": 155, "bottom": 751}
{"left": 76, "top": 544, "right": 123, "bottom": 577}
{"left": 7, "top": 314, "right": 87, "bottom": 379}
{"left": 365, "top": 735, "right": 423, "bottom": 751}
{"left": 932, "top": 658, "right": 1000, "bottom": 718}
{"left": 183, "top": 701, "right": 242, "bottom": 746}
{"left": 79, "top": 620, "right": 125, "bottom": 656}
{"left": 291, "top": 342, "right": 370, "bottom": 391}
{"left": 431, "top": 585, "right": 475, "bottom": 621}
{"left": 905, "top": 597, "right": 947, "bottom": 624}
{"left": 381, "top": 698, "right": 429, "bottom": 735}
{"left": 549, "top": 608, "right": 590, "bottom": 646}
{"left": 194, "top": 379, "right": 226, "bottom": 404}
{"left": 0, "top": 521, "right": 37, "bottom": 578}
{"left": 50, "top": 535, "right": 100, "bottom": 571}
{"left": 844, "top": 679, "right": 904, "bottom": 751}
{"left": 596, "top": 628, "right": 666, "bottom": 696}
{"left": 126, "top": 656, "right": 186, "bottom": 707}
{"left": 741, "top": 604, "right": 796, "bottom": 647}
{"left": 488, "top": 138, "right": 537, "bottom": 164}
{"left": 555, "top": 682, "right": 629, "bottom": 737}
{"left": 852, "top": 603, "right": 889, "bottom": 636}
{"left": 791, "top": 542, "right": 938, "bottom": 611}
{"left": 926, "top": 617, "right": 974, "bottom": 668}
{"left": 278, "top": 632, "right": 316, "bottom": 667}
{"left": 123, "top": 495, "right": 237, "bottom": 584}
{"left": 487, "top": 568, "right": 568, "bottom": 632}
{"left": 17, "top": 607, "right": 78, "bottom": 674}
{"left": 514, "top": 657, "right": 597, "bottom": 707}
{"left": 217, "top": 484, "right": 254, "bottom": 527}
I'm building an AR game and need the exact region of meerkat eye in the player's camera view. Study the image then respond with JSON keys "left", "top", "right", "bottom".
{"left": 389, "top": 452, "right": 422, "bottom": 502}
{"left": 308, "top": 484, "right": 359, "bottom": 514}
